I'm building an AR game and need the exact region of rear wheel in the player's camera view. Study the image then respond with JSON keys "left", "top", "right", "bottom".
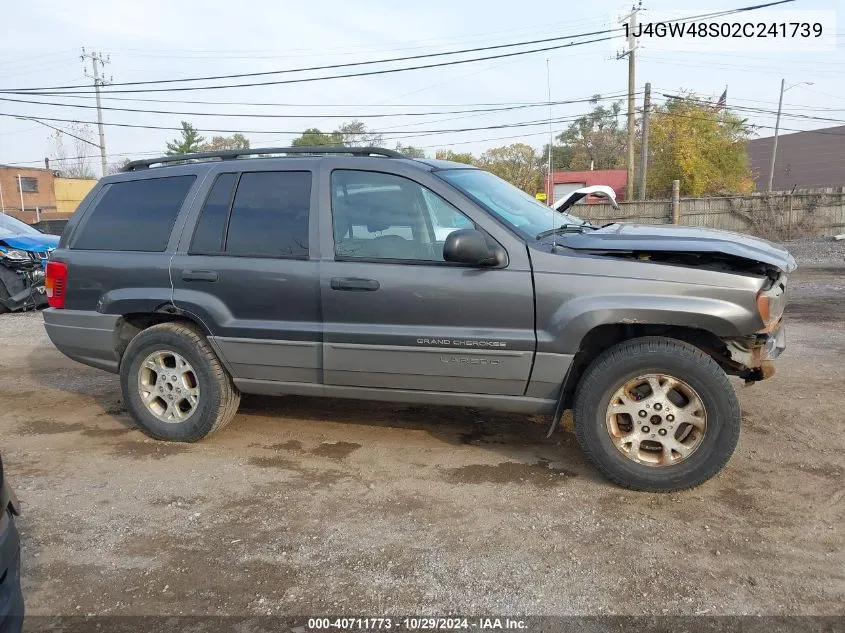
{"left": 573, "top": 336, "right": 740, "bottom": 492}
{"left": 120, "top": 322, "right": 240, "bottom": 442}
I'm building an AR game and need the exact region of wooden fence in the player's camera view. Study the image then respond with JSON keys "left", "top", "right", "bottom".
{"left": 575, "top": 187, "right": 845, "bottom": 240}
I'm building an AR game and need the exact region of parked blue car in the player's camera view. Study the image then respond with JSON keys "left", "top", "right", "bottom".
{"left": 0, "top": 214, "right": 60, "bottom": 313}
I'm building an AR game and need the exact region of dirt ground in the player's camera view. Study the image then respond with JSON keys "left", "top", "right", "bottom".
{"left": 0, "top": 260, "right": 843, "bottom": 618}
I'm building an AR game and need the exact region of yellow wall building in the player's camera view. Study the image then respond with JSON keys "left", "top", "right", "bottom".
{"left": 54, "top": 177, "right": 97, "bottom": 214}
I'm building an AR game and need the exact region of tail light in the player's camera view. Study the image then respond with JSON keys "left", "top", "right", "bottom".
{"left": 45, "top": 261, "right": 68, "bottom": 309}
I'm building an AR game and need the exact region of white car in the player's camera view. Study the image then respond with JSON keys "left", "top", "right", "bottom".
{"left": 551, "top": 185, "right": 619, "bottom": 213}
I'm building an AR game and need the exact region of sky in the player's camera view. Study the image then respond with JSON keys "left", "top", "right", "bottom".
{"left": 0, "top": 0, "right": 842, "bottom": 175}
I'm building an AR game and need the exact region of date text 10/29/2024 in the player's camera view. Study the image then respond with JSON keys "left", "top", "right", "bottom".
{"left": 307, "top": 618, "right": 527, "bottom": 631}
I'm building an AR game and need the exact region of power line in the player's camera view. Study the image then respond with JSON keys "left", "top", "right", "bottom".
{"left": 30, "top": 93, "right": 613, "bottom": 107}
{"left": 0, "top": 1, "right": 794, "bottom": 96}
{"left": 651, "top": 107, "right": 845, "bottom": 137}
{"left": 658, "top": 93, "right": 845, "bottom": 125}
{"left": 0, "top": 110, "right": 611, "bottom": 138}
{"left": 4, "top": 30, "right": 619, "bottom": 93}
{"left": 0, "top": 49, "right": 77, "bottom": 68}
{"left": 0, "top": 92, "right": 632, "bottom": 120}
{"left": 8, "top": 99, "right": 842, "bottom": 168}
{"left": 0, "top": 35, "right": 618, "bottom": 96}
{"left": 106, "top": 17, "right": 610, "bottom": 60}
{"left": 641, "top": 55, "right": 843, "bottom": 79}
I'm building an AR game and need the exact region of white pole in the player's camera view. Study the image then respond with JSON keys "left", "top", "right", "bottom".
{"left": 546, "top": 59, "right": 554, "bottom": 207}
{"left": 767, "top": 78, "right": 785, "bottom": 194}
{"left": 0, "top": 178, "right": 5, "bottom": 213}
{"left": 17, "top": 174, "right": 25, "bottom": 215}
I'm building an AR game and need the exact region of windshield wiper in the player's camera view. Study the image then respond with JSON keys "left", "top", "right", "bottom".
{"left": 535, "top": 223, "right": 598, "bottom": 240}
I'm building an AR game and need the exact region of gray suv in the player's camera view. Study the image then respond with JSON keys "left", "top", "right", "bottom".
{"left": 43, "top": 147, "right": 795, "bottom": 492}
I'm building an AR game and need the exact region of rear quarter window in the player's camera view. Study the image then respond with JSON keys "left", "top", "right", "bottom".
{"left": 72, "top": 175, "right": 196, "bottom": 251}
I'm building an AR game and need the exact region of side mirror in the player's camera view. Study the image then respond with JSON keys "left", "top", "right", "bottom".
{"left": 443, "top": 229, "right": 505, "bottom": 267}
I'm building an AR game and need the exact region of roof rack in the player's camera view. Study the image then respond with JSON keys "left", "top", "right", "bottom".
{"left": 123, "top": 146, "right": 405, "bottom": 171}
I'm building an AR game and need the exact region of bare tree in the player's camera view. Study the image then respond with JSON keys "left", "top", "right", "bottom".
{"left": 50, "top": 124, "right": 97, "bottom": 179}
{"left": 106, "top": 158, "right": 131, "bottom": 175}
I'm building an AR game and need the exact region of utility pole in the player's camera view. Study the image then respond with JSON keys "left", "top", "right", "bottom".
{"left": 671, "top": 179, "right": 680, "bottom": 224}
{"left": 638, "top": 82, "right": 651, "bottom": 200}
{"left": 619, "top": 2, "right": 641, "bottom": 201}
{"left": 82, "top": 48, "right": 110, "bottom": 177}
{"left": 766, "top": 78, "right": 785, "bottom": 194}
{"left": 767, "top": 79, "right": 814, "bottom": 193}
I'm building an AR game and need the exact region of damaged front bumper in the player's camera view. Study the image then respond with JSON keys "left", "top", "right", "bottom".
{"left": 0, "top": 264, "right": 47, "bottom": 312}
{"left": 722, "top": 320, "right": 786, "bottom": 383}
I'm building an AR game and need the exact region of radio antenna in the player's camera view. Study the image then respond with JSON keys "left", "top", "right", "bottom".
{"left": 546, "top": 59, "right": 557, "bottom": 252}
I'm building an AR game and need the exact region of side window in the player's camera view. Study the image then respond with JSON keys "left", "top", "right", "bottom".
{"left": 72, "top": 175, "right": 196, "bottom": 252}
{"left": 225, "top": 171, "right": 311, "bottom": 258}
{"left": 421, "top": 189, "right": 474, "bottom": 240}
{"left": 190, "top": 173, "right": 237, "bottom": 254}
{"left": 331, "top": 170, "right": 474, "bottom": 263}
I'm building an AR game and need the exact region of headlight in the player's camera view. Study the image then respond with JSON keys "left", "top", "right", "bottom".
{"left": 0, "top": 248, "right": 29, "bottom": 261}
{"left": 757, "top": 277, "right": 787, "bottom": 328}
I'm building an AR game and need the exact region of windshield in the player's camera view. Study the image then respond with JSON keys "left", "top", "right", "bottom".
{"left": 0, "top": 214, "right": 41, "bottom": 238}
{"left": 437, "top": 168, "right": 583, "bottom": 240}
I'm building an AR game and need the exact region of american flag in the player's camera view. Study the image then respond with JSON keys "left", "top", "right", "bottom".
{"left": 716, "top": 86, "right": 728, "bottom": 110}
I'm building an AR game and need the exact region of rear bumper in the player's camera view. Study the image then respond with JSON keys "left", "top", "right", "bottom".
{"left": 43, "top": 309, "right": 121, "bottom": 373}
{"left": 0, "top": 510, "right": 23, "bottom": 633}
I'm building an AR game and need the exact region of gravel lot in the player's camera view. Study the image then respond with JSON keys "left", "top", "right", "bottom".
{"left": 0, "top": 240, "right": 843, "bottom": 620}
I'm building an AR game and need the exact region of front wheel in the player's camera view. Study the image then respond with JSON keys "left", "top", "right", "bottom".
{"left": 573, "top": 337, "right": 741, "bottom": 492}
{"left": 120, "top": 322, "right": 241, "bottom": 442}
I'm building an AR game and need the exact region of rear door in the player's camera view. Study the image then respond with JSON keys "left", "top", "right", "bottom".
{"left": 318, "top": 164, "right": 535, "bottom": 395}
{"left": 171, "top": 164, "right": 322, "bottom": 384}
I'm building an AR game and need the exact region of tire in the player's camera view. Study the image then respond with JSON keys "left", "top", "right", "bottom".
{"left": 573, "top": 336, "right": 740, "bottom": 492}
{"left": 119, "top": 321, "right": 240, "bottom": 442}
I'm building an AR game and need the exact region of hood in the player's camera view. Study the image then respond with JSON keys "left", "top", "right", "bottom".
{"left": 552, "top": 185, "right": 619, "bottom": 214}
{"left": 0, "top": 233, "right": 60, "bottom": 252}
{"left": 555, "top": 223, "right": 797, "bottom": 273}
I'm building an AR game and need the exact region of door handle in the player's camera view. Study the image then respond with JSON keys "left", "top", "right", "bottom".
{"left": 330, "top": 277, "right": 380, "bottom": 291}
{"left": 181, "top": 270, "right": 218, "bottom": 282}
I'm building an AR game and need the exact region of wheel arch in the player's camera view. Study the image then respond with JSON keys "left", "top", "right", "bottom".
{"left": 558, "top": 323, "right": 730, "bottom": 410}
{"left": 115, "top": 306, "right": 212, "bottom": 364}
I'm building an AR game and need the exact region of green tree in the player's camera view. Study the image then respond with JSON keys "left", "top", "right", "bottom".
{"left": 336, "top": 120, "right": 383, "bottom": 147}
{"left": 476, "top": 143, "right": 542, "bottom": 194}
{"left": 537, "top": 143, "right": 576, "bottom": 174}
{"left": 394, "top": 143, "right": 427, "bottom": 158}
{"left": 647, "top": 94, "right": 753, "bottom": 197}
{"left": 166, "top": 121, "right": 206, "bottom": 155}
{"left": 556, "top": 96, "right": 626, "bottom": 170}
{"left": 291, "top": 128, "right": 344, "bottom": 147}
{"left": 199, "top": 133, "right": 250, "bottom": 152}
{"left": 434, "top": 149, "right": 475, "bottom": 164}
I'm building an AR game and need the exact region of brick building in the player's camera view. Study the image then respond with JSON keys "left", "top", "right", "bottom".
{"left": 0, "top": 165, "right": 57, "bottom": 223}
{"left": 544, "top": 169, "right": 628, "bottom": 206}
{"left": 0, "top": 166, "right": 96, "bottom": 223}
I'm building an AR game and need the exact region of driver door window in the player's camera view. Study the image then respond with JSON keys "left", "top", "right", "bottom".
{"left": 331, "top": 170, "right": 474, "bottom": 263}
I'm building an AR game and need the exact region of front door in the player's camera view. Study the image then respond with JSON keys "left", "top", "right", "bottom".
{"left": 320, "top": 168, "right": 535, "bottom": 395}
